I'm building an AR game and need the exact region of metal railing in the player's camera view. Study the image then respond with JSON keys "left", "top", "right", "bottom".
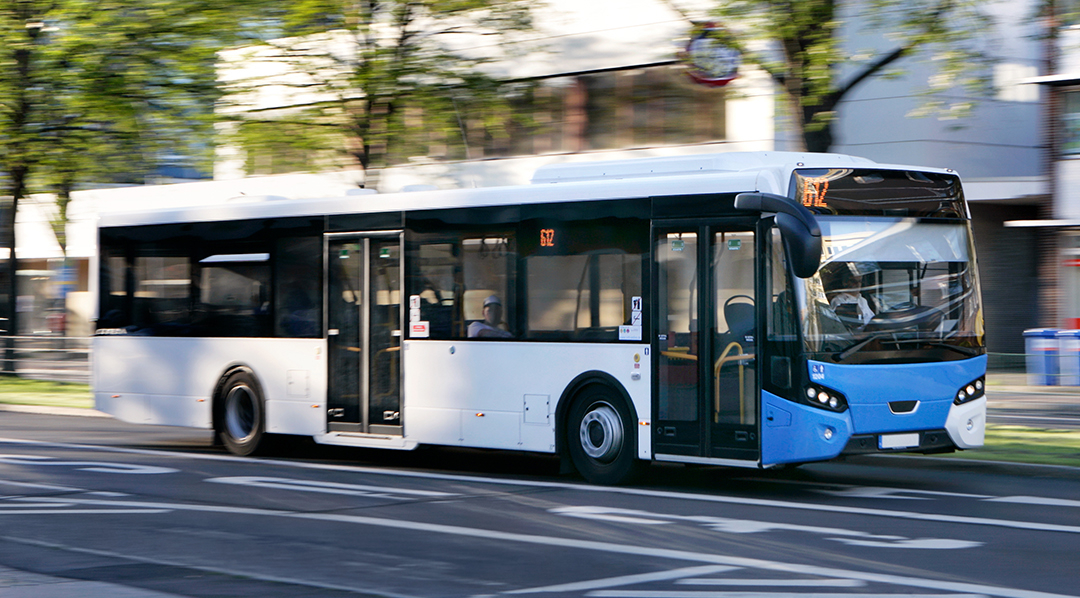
{"left": 0, "top": 336, "right": 91, "bottom": 384}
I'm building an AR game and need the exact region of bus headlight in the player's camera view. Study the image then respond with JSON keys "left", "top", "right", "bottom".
{"left": 803, "top": 383, "right": 848, "bottom": 413}
{"left": 954, "top": 376, "right": 985, "bottom": 406}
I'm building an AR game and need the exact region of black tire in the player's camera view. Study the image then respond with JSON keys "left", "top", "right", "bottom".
{"left": 217, "top": 371, "right": 266, "bottom": 456}
{"left": 566, "top": 385, "right": 640, "bottom": 485}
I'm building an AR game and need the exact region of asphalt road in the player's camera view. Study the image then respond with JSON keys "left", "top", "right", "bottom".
{"left": 0, "top": 411, "right": 1078, "bottom": 598}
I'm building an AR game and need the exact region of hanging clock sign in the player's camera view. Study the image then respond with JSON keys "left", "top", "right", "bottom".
{"left": 680, "top": 22, "right": 740, "bottom": 87}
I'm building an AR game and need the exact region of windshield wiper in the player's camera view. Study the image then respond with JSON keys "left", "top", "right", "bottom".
{"left": 834, "top": 334, "right": 980, "bottom": 362}
{"left": 919, "top": 341, "right": 981, "bottom": 357}
{"left": 833, "top": 332, "right": 897, "bottom": 361}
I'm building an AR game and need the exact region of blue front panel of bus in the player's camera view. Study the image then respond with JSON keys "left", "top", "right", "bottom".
{"left": 762, "top": 391, "right": 852, "bottom": 464}
{"left": 811, "top": 355, "right": 986, "bottom": 432}
{"left": 761, "top": 355, "right": 986, "bottom": 465}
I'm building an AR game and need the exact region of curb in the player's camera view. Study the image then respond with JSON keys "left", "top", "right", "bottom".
{"left": 0, "top": 404, "right": 109, "bottom": 418}
{"left": 851, "top": 452, "right": 1080, "bottom": 474}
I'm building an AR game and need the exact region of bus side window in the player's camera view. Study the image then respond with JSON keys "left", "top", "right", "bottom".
{"left": 133, "top": 255, "right": 192, "bottom": 334}
{"left": 768, "top": 229, "right": 796, "bottom": 340}
{"left": 408, "top": 233, "right": 516, "bottom": 339}
{"left": 274, "top": 237, "right": 322, "bottom": 338}
{"left": 520, "top": 218, "right": 647, "bottom": 341}
{"left": 412, "top": 241, "right": 459, "bottom": 338}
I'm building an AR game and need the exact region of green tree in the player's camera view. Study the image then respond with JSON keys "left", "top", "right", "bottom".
{"left": 1, "top": 1, "right": 272, "bottom": 347}
{"left": 670, "top": 0, "right": 995, "bottom": 152}
{"left": 218, "top": 0, "right": 538, "bottom": 180}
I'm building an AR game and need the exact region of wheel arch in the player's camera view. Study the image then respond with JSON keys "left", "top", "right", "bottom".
{"left": 555, "top": 371, "right": 637, "bottom": 460}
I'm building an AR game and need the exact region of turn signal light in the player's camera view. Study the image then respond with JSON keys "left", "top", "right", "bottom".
{"left": 803, "top": 383, "right": 848, "bottom": 413}
{"left": 954, "top": 376, "right": 985, "bottom": 405}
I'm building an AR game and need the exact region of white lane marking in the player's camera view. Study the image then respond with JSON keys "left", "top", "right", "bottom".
{"left": 677, "top": 578, "right": 865, "bottom": 587}
{"left": 0, "top": 497, "right": 169, "bottom": 515}
{"left": 830, "top": 538, "right": 983, "bottom": 550}
{"left": 0, "top": 501, "right": 71, "bottom": 508}
{"left": 814, "top": 487, "right": 991, "bottom": 500}
{"left": 0, "top": 508, "right": 171, "bottom": 515}
{"left": 1, "top": 437, "right": 1078, "bottom": 537}
{"left": 12, "top": 495, "right": 1078, "bottom": 598}
{"left": 985, "top": 496, "right": 1080, "bottom": 508}
{"left": 206, "top": 476, "right": 458, "bottom": 499}
{"left": 0, "top": 454, "right": 177, "bottom": 474}
{"left": 591, "top": 587, "right": 989, "bottom": 591}
{"left": 588, "top": 593, "right": 988, "bottom": 598}
{"left": 505, "top": 565, "right": 738, "bottom": 595}
{"left": 551, "top": 506, "right": 981, "bottom": 550}
{"left": 0, "top": 478, "right": 85, "bottom": 492}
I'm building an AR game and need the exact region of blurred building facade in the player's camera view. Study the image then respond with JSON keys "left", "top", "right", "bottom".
{"left": 3, "top": 0, "right": 1059, "bottom": 355}
{"left": 1019, "top": 18, "right": 1080, "bottom": 335}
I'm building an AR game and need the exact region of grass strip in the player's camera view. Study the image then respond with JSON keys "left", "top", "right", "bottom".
{"left": 0, "top": 376, "right": 93, "bottom": 409}
{"left": 934, "top": 425, "right": 1080, "bottom": 468}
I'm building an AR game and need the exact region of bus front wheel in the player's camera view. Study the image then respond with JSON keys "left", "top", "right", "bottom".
{"left": 567, "top": 386, "right": 639, "bottom": 485}
{"left": 217, "top": 371, "right": 266, "bottom": 456}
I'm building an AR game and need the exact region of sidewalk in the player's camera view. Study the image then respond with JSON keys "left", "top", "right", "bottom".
{"left": 985, "top": 372, "right": 1080, "bottom": 423}
{"left": 986, "top": 372, "right": 1080, "bottom": 396}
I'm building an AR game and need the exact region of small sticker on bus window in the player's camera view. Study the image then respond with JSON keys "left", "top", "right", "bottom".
{"left": 811, "top": 363, "right": 825, "bottom": 381}
{"left": 411, "top": 321, "right": 430, "bottom": 338}
{"left": 409, "top": 295, "right": 421, "bottom": 309}
{"left": 671, "top": 239, "right": 685, "bottom": 252}
{"left": 619, "top": 325, "right": 642, "bottom": 341}
{"left": 728, "top": 239, "right": 742, "bottom": 251}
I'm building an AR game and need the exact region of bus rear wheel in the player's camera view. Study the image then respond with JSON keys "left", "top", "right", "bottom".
{"left": 218, "top": 371, "right": 266, "bottom": 456}
{"left": 567, "top": 386, "right": 639, "bottom": 485}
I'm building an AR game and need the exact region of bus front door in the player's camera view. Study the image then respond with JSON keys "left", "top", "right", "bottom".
{"left": 326, "top": 233, "right": 403, "bottom": 436}
{"left": 654, "top": 225, "right": 760, "bottom": 462}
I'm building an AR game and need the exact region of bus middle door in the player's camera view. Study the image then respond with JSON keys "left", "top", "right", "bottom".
{"left": 326, "top": 233, "right": 403, "bottom": 436}
{"left": 654, "top": 223, "right": 760, "bottom": 463}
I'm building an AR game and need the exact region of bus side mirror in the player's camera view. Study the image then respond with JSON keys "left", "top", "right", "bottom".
{"left": 734, "top": 192, "right": 822, "bottom": 278}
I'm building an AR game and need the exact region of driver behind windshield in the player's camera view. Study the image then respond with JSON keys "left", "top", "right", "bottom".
{"left": 827, "top": 265, "right": 875, "bottom": 326}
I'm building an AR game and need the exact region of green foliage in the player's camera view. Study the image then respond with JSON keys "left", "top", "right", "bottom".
{"left": 219, "top": 0, "right": 539, "bottom": 175}
{"left": 2, "top": 1, "right": 267, "bottom": 200}
{"left": 700, "top": 0, "right": 997, "bottom": 151}
{"left": 0, "top": 0, "right": 282, "bottom": 338}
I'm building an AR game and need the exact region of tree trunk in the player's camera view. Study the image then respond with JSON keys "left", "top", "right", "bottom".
{"left": 803, "top": 120, "right": 835, "bottom": 153}
{"left": 2, "top": 167, "right": 27, "bottom": 373}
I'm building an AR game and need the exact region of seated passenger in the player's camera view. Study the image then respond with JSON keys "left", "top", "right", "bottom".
{"left": 467, "top": 295, "right": 513, "bottom": 338}
{"left": 829, "top": 267, "right": 875, "bottom": 326}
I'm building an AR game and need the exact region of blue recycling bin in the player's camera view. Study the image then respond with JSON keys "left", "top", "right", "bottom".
{"left": 1056, "top": 330, "right": 1080, "bottom": 386}
{"left": 1024, "top": 329, "right": 1060, "bottom": 386}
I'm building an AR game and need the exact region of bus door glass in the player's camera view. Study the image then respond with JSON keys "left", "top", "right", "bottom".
{"left": 655, "top": 224, "right": 759, "bottom": 461}
{"left": 710, "top": 229, "right": 758, "bottom": 460}
{"left": 326, "top": 233, "right": 403, "bottom": 435}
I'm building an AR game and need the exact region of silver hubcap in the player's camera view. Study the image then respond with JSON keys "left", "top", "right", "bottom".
{"left": 579, "top": 403, "right": 623, "bottom": 463}
{"left": 225, "top": 384, "right": 257, "bottom": 443}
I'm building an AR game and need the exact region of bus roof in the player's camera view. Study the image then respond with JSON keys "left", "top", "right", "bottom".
{"left": 96, "top": 151, "right": 957, "bottom": 228}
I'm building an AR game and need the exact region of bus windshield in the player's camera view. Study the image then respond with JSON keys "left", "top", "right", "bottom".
{"left": 797, "top": 218, "right": 984, "bottom": 364}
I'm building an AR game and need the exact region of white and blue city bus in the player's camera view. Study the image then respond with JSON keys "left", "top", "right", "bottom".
{"left": 92, "top": 151, "right": 986, "bottom": 484}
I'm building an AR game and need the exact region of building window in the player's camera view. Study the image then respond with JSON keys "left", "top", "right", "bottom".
{"left": 1063, "top": 89, "right": 1080, "bottom": 156}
